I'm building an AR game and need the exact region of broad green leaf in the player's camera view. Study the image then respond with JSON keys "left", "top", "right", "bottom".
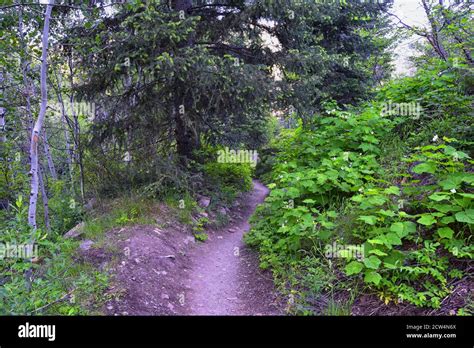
{"left": 368, "top": 238, "right": 385, "bottom": 245}
{"left": 412, "top": 162, "right": 436, "bottom": 174}
{"left": 389, "top": 221, "right": 416, "bottom": 238}
{"left": 316, "top": 174, "right": 328, "bottom": 184}
{"left": 378, "top": 209, "right": 396, "bottom": 217}
{"left": 431, "top": 203, "right": 461, "bottom": 213}
{"left": 383, "top": 186, "right": 400, "bottom": 196}
{"left": 440, "top": 216, "right": 455, "bottom": 224}
{"left": 369, "top": 249, "right": 388, "bottom": 257}
{"left": 454, "top": 210, "right": 474, "bottom": 224}
{"left": 385, "top": 232, "right": 402, "bottom": 246}
{"left": 383, "top": 250, "right": 405, "bottom": 269}
{"left": 358, "top": 215, "right": 377, "bottom": 225}
{"left": 345, "top": 261, "right": 364, "bottom": 275}
{"left": 443, "top": 146, "right": 469, "bottom": 160}
{"left": 439, "top": 177, "right": 463, "bottom": 190}
{"left": 428, "top": 192, "right": 450, "bottom": 202}
{"left": 327, "top": 210, "right": 338, "bottom": 218}
{"left": 437, "top": 227, "right": 454, "bottom": 239}
{"left": 363, "top": 255, "right": 381, "bottom": 270}
{"left": 302, "top": 199, "right": 316, "bottom": 204}
{"left": 364, "top": 271, "right": 382, "bottom": 285}
{"left": 417, "top": 214, "right": 437, "bottom": 226}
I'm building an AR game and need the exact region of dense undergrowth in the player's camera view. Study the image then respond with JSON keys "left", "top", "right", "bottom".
{"left": 246, "top": 60, "right": 473, "bottom": 314}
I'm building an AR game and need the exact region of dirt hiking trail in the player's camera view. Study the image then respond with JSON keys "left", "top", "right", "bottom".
{"left": 99, "top": 180, "right": 283, "bottom": 316}
{"left": 186, "top": 180, "right": 282, "bottom": 315}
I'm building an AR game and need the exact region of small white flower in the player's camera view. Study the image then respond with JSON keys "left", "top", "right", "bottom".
{"left": 432, "top": 134, "right": 439, "bottom": 142}
{"left": 450, "top": 188, "right": 456, "bottom": 193}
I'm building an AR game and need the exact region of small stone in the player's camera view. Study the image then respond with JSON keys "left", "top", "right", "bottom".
{"left": 64, "top": 222, "right": 85, "bottom": 239}
{"left": 84, "top": 198, "right": 97, "bottom": 211}
{"left": 79, "top": 239, "right": 94, "bottom": 251}
{"left": 198, "top": 196, "right": 211, "bottom": 208}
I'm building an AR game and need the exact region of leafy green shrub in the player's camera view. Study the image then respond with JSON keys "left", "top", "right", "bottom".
{"left": 246, "top": 101, "right": 473, "bottom": 311}
{"left": 245, "top": 106, "right": 392, "bottom": 273}
{"left": 340, "top": 139, "right": 473, "bottom": 308}
{"left": 48, "top": 180, "right": 83, "bottom": 235}
{"left": 0, "top": 195, "right": 109, "bottom": 315}
{"left": 377, "top": 59, "right": 473, "bottom": 152}
{"left": 203, "top": 162, "right": 253, "bottom": 193}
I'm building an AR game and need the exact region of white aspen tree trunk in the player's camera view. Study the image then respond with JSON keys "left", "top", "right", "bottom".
{"left": 42, "top": 128, "right": 57, "bottom": 179}
{"left": 19, "top": 7, "right": 34, "bottom": 137}
{"left": 28, "top": 2, "right": 53, "bottom": 230}
{"left": 19, "top": 5, "right": 52, "bottom": 233}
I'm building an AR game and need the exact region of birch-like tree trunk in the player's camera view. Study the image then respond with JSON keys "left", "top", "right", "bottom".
{"left": 28, "top": 2, "right": 53, "bottom": 229}
{"left": 19, "top": 7, "right": 34, "bottom": 137}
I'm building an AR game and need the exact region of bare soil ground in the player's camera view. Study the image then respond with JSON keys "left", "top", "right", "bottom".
{"left": 186, "top": 181, "right": 281, "bottom": 315}
{"left": 85, "top": 180, "right": 283, "bottom": 315}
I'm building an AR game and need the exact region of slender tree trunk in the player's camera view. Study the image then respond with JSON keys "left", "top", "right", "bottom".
{"left": 421, "top": 0, "right": 448, "bottom": 61}
{"left": 67, "top": 56, "right": 85, "bottom": 203}
{"left": 54, "top": 72, "right": 75, "bottom": 191}
{"left": 171, "top": 0, "right": 200, "bottom": 163}
{"left": 439, "top": 1, "right": 474, "bottom": 65}
{"left": 19, "top": 5, "right": 34, "bottom": 137}
{"left": 28, "top": 3, "right": 53, "bottom": 229}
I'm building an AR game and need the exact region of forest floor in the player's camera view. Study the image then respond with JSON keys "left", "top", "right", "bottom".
{"left": 76, "top": 178, "right": 472, "bottom": 316}
{"left": 84, "top": 180, "right": 283, "bottom": 315}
